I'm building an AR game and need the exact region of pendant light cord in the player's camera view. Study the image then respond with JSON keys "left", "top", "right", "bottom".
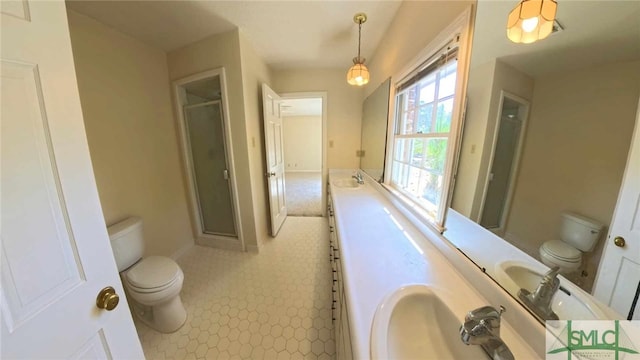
{"left": 357, "top": 20, "right": 362, "bottom": 61}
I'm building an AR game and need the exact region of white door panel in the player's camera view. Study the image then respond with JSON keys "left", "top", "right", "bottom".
{"left": 262, "top": 84, "right": 287, "bottom": 236}
{"left": 1, "top": 1, "right": 143, "bottom": 358}
{"left": 593, "top": 97, "right": 640, "bottom": 320}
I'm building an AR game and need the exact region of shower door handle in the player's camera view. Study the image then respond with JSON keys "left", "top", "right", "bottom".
{"left": 223, "top": 169, "right": 229, "bottom": 180}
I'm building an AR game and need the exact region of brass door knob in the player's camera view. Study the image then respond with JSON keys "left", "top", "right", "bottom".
{"left": 614, "top": 236, "right": 626, "bottom": 248}
{"left": 96, "top": 286, "right": 119, "bottom": 311}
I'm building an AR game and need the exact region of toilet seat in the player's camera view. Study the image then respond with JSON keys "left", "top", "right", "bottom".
{"left": 125, "top": 256, "right": 180, "bottom": 292}
{"left": 541, "top": 240, "right": 581, "bottom": 262}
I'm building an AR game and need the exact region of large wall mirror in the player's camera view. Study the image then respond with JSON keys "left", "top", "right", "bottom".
{"left": 360, "top": 78, "right": 391, "bottom": 181}
{"left": 444, "top": 0, "right": 640, "bottom": 321}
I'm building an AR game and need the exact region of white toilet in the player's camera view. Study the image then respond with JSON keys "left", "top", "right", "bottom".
{"left": 539, "top": 212, "right": 604, "bottom": 274}
{"left": 108, "top": 217, "right": 187, "bottom": 333}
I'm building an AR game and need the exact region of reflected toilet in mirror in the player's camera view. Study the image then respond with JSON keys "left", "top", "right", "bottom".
{"left": 538, "top": 212, "right": 603, "bottom": 275}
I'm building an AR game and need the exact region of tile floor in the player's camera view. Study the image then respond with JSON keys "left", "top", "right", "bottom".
{"left": 134, "top": 217, "right": 335, "bottom": 359}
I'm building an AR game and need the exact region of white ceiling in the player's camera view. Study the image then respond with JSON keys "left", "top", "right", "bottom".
{"left": 66, "top": 0, "right": 402, "bottom": 70}
{"left": 281, "top": 98, "right": 322, "bottom": 117}
{"left": 471, "top": 0, "right": 640, "bottom": 77}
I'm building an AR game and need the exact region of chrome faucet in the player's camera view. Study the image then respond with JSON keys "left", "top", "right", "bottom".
{"left": 518, "top": 266, "right": 560, "bottom": 321}
{"left": 460, "top": 305, "right": 514, "bottom": 360}
{"left": 352, "top": 171, "right": 364, "bottom": 184}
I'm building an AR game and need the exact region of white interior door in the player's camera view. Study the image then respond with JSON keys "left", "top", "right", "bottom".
{"left": 1, "top": 1, "right": 144, "bottom": 358}
{"left": 593, "top": 97, "right": 640, "bottom": 320}
{"left": 262, "top": 83, "right": 287, "bottom": 236}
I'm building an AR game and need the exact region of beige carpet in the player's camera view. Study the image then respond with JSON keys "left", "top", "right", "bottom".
{"left": 285, "top": 172, "right": 322, "bottom": 216}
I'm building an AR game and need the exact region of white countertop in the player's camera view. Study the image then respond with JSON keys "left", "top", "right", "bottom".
{"left": 328, "top": 170, "right": 541, "bottom": 359}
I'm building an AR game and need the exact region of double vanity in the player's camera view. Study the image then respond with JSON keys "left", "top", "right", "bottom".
{"left": 327, "top": 170, "right": 547, "bottom": 359}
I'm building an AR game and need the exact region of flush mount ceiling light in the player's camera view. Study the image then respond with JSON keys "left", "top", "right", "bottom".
{"left": 347, "top": 13, "right": 370, "bottom": 86}
{"left": 507, "top": 0, "right": 557, "bottom": 44}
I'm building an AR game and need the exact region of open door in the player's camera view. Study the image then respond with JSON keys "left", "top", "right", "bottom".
{"left": 1, "top": 1, "right": 143, "bottom": 358}
{"left": 262, "top": 84, "right": 287, "bottom": 235}
{"left": 593, "top": 97, "right": 640, "bottom": 320}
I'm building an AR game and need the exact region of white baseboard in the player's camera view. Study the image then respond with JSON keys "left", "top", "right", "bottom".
{"left": 170, "top": 240, "right": 194, "bottom": 260}
{"left": 196, "top": 234, "right": 244, "bottom": 252}
{"left": 245, "top": 244, "right": 260, "bottom": 253}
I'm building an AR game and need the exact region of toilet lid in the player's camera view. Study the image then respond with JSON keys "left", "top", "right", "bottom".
{"left": 126, "top": 256, "right": 180, "bottom": 289}
{"left": 542, "top": 240, "right": 581, "bottom": 262}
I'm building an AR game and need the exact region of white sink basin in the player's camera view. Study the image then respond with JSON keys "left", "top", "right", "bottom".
{"left": 331, "top": 178, "right": 361, "bottom": 188}
{"left": 371, "top": 285, "right": 488, "bottom": 359}
{"left": 494, "top": 261, "right": 608, "bottom": 320}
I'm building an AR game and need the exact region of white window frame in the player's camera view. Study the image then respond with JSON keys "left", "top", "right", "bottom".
{"left": 382, "top": 8, "right": 474, "bottom": 233}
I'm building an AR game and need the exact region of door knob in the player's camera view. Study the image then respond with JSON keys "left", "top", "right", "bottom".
{"left": 96, "top": 286, "right": 119, "bottom": 311}
{"left": 613, "top": 236, "right": 626, "bottom": 248}
{"left": 265, "top": 172, "right": 276, "bottom": 177}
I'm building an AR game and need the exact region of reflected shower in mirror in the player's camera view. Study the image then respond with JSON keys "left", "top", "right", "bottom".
{"left": 479, "top": 92, "right": 529, "bottom": 232}
{"left": 444, "top": 0, "right": 640, "bottom": 311}
{"left": 360, "top": 78, "right": 391, "bottom": 181}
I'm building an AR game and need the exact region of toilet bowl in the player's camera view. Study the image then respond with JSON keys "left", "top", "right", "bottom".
{"left": 108, "top": 218, "right": 187, "bottom": 333}
{"left": 123, "top": 256, "right": 187, "bottom": 333}
{"left": 538, "top": 212, "right": 603, "bottom": 274}
{"left": 539, "top": 240, "right": 581, "bottom": 273}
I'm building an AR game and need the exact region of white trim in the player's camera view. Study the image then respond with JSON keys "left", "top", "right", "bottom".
{"left": 245, "top": 244, "right": 260, "bottom": 253}
{"left": 172, "top": 68, "right": 246, "bottom": 251}
{"left": 280, "top": 91, "right": 328, "bottom": 217}
{"left": 285, "top": 170, "right": 322, "bottom": 173}
{"left": 476, "top": 91, "right": 530, "bottom": 231}
{"left": 197, "top": 233, "right": 244, "bottom": 252}
{"left": 383, "top": 7, "right": 474, "bottom": 231}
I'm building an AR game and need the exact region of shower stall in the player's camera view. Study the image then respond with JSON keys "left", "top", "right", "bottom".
{"left": 173, "top": 69, "right": 243, "bottom": 250}
{"left": 479, "top": 92, "right": 530, "bottom": 235}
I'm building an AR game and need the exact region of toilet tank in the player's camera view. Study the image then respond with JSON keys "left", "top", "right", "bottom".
{"left": 108, "top": 217, "right": 145, "bottom": 272}
{"left": 560, "top": 212, "right": 604, "bottom": 252}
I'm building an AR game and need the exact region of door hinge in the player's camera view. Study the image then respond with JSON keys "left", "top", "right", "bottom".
{"left": 223, "top": 169, "right": 229, "bottom": 180}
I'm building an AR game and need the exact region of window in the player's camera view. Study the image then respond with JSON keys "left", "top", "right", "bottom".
{"left": 388, "top": 49, "right": 459, "bottom": 225}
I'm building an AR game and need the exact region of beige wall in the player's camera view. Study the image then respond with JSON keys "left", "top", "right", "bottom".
{"left": 167, "top": 29, "right": 260, "bottom": 250}
{"left": 451, "top": 60, "right": 534, "bottom": 218}
{"left": 505, "top": 60, "right": 640, "bottom": 290}
{"left": 365, "top": 0, "right": 473, "bottom": 98}
{"left": 273, "top": 69, "right": 362, "bottom": 169}
{"left": 451, "top": 60, "right": 496, "bottom": 216}
{"left": 68, "top": 11, "right": 193, "bottom": 257}
{"left": 238, "top": 31, "right": 274, "bottom": 247}
{"left": 283, "top": 116, "right": 322, "bottom": 171}
{"left": 472, "top": 60, "right": 534, "bottom": 219}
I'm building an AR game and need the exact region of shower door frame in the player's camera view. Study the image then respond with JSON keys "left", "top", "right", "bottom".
{"left": 477, "top": 90, "right": 530, "bottom": 235}
{"left": 172, "top": 68, "right": 245, "bottom": 251}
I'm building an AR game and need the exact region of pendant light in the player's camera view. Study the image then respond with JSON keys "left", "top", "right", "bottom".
{"left": 347, "top": 13, "right": 370, "bottom": 86}
{"left": 507, "top": 0, "right": 557, "bottom": 44}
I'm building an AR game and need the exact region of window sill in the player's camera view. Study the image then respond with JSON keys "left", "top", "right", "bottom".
{"left": 379, "top": 182, "right": 445, "bottom": 234}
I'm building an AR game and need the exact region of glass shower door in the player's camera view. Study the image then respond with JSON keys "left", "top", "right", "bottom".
{"left": 183, "top": 101, "right": 237, "bottom": 237}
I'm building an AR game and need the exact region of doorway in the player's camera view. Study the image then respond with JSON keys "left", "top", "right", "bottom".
{"left": 173, "top": 68, "right": 244, "bottom": 251}
{"left": 479, "top": 91, "right": 529, "bottom": 235}
{"left": 281, "top": 93, "right": 327, "bottom": 217}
